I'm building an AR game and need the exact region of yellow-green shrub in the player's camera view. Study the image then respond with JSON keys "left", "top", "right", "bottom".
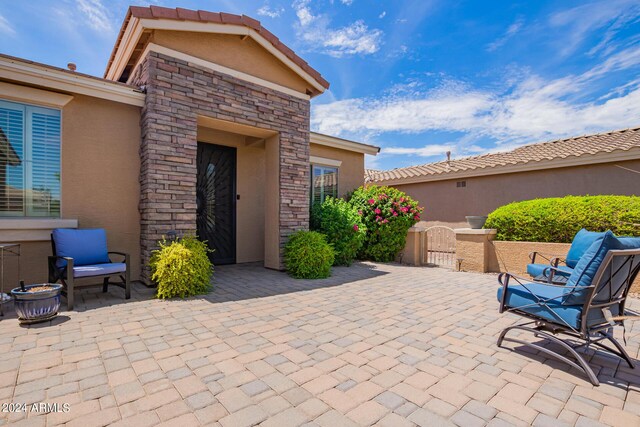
{"left": 150, "top": 236, "right": 213, "bottom": 298}
{"left": 284, "top": 231, "right": 335, "bottom": 279}
{"left": 485, "top": 195, "right": 640, "bottom": 242}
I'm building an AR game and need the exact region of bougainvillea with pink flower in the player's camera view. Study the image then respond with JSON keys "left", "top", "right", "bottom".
{"left": 348, "top": 185, "right": 424, "bottom": 262}
{"left": 311, "top": 197, "right": 366, "bottom": 266}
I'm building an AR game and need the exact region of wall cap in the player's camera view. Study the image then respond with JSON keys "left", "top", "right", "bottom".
{"left": 0, "top": 219, "right": 78, "bottom": 242}
{"left": 454, "top": 228, "right": 497, "bottom": 235}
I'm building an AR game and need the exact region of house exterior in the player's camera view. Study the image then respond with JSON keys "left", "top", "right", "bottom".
{"left": 0, "top": 6, "right": 379, "bottom": 284}
{"left": 368, "top": 128, "right": 640, "bottom": 228}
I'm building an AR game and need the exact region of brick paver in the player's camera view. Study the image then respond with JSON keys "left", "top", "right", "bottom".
{"left": 0, "top": 262, "right": 639, "bottom": 426}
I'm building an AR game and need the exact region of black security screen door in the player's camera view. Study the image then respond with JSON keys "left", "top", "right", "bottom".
{"left": 196, "top": 143, "right": 236, "bottom": 264}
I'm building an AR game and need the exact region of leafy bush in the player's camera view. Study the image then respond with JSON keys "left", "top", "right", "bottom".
{"left": 311, "top": 197, "right": 366, "bottom": 266}
{"left": 284, "top": 231, "right": 335, "bottom": 279}
{"left": 150, "top": 236, "right": 213, "bottom": 299}
{"left": 348, "top": 185, "right": 423, "bottom": 262}
{"left": 485, "top": 195, "right": 640, "bottom": 242}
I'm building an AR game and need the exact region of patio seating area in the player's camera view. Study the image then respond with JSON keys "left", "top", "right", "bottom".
{"left": 1, "top": 262, "right": 639, "bottom": 427}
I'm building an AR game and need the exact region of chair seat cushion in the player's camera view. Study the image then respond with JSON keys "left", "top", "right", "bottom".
{"left": 497, "top": 282, "right": 616, "bottom": 329}
{"left": 527, "top": 263, "right": 572, "bottom": 278}
{"left": 53, "top": 228, "right": 110, "bottom": 268}
{"left": 497, "top": 283, "right": 581, "bottom": 329}
{"left": 73, "top": 263, "right": 126, "bottom": 278}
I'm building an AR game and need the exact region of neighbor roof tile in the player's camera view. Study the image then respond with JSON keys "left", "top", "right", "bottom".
{"left": 367, "top": 127, "right": 640, "bottom": 183}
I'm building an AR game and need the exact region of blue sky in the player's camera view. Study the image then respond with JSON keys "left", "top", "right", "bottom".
{"left": 1, "top": 0, "right": 639, "bottom": 170}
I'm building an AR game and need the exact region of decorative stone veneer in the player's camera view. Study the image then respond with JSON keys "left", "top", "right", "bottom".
{"left": 132, "top": 51, "right": 310, "bottom": 281}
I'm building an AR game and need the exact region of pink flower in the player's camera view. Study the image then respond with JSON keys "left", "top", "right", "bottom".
{"left": 400, "top": 197, "right": 405, "bottom": 202}
{"left": 374, "top": 208, "right": 381, "bottom": 214}
{"left": 368, "top": 199, "right": 375, "bottom": 205}
{"left": 376, "top": 215, "right": 382, "bottom": 221}
{"left": 414, "top": 215, "right": 420, "bottom": 221}
{"left": 389, "top": 208, "right": 395, "bottom": 214}
{"left": 400, "top": 207, "right": 408, "bottom": 213}
{"left": 353, "top": 224, "right": 359, "bottom": 231}
{"left": 382, "top": 219, "right": 389, "bottom": 224}
{"left": 393, "top": 212, "right": 398, "bottom": 216}
{"left": 358, "top": 210, "right": 363, "bottom": 216}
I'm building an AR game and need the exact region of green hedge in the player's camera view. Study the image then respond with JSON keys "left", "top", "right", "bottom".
{"left": 484, "top": 195, "right": 640, "bottom": 242}
{"left": 311, "top": 197, "right": 366, "bottom": 266}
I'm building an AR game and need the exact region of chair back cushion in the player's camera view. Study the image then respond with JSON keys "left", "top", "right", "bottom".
{"left": 53, "top": 228, "right": 110, "bottom": 268}
{"left": 565, "top": 229, "right": 607, "bottom": 268}
{"left": 563, "top": 231, "right": 618, "bottom": 304}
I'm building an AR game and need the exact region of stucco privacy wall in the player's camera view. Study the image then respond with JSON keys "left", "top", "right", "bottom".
{"left": 197, "top": 126, "right": 266, "bottom": 263}
{"left": 393, "top": 160, "right": 640, "bottom": 226}
{"left": 0, "top": 93, "right": 141, "bottom": 284}
{"left": 310, "top": 144, "right": 365, "bottom": 197}
{"left": 134, "top": 51, "right": 309, "bottom": 280}
{"left": 150, "top": 31, "right": 311, "bottom": 94}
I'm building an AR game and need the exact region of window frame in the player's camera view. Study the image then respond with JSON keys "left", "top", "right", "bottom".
{"left": 0, "top": 99, "right": 62, "bottom": 218}
{"left": 310, "top": 163, "right": 339, "bottom": 206}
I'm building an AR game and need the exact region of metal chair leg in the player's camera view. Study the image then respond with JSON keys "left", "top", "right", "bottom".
{"left": 498, "top": 325, "right": 600, "bottom": 386}
{"left": 102, "top": 277, "right": 109, "bottom": 293}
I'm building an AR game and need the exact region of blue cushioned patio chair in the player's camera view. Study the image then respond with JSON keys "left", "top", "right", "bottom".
{"left": 498, "top": 231, "right": 640, "bottom": 386}
{"left": 48, "top": 229, "right": 130, "bottom": 310}
{"left": 527, "top": 229, "right": 605, "bottom": 280}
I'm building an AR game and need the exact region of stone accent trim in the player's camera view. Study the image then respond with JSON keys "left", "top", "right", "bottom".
{"left": 136, "top": 51, "right": 310, "bottom": 281}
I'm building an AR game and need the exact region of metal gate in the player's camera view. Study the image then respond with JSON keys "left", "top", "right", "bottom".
{"left": 423, "top": 226, "right": 456, "bottom": 268}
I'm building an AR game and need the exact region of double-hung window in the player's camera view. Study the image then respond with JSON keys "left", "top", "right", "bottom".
{"left": 0, "top": 100, "right": 61, "bottom": 217}
{"left": 311, "top": 165, "right": 338, "bottom": 205}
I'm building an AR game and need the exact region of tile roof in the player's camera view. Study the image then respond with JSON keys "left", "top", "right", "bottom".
{"left": 365, "top": 169, "right": 381, "bottom": 181}
{"left": 106, "top": 6, "right": 329, "bottom": 89}
{"left": 368, "top": 127, "right": 640, "bottom": 183}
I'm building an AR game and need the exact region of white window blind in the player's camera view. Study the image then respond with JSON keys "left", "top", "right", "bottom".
{"left": 0, "top": 100, "right": 61, "bottom": 217}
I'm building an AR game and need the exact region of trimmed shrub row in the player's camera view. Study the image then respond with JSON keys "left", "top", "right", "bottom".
{"left": 485, "top": 195, "right": 640, "bottom": 243}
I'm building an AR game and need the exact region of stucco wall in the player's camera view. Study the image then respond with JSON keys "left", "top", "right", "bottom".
{"left": 0, "top": 93, "right": 141, "bottom": 284}
{"left": 197, "top": 126, "right": 265, "bottom": 263}
{"left": 309, "top": 144, "right": 365, "bottom": 197}
{"left": 393, "top": 160, "right": 640, "bottom": 224}
{"left": 151, "top": 30, "right": 311, "bottom": 94}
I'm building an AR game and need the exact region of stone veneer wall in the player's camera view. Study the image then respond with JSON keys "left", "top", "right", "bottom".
{"left": 131, "top": 51, "right": 310, "bottom": 281}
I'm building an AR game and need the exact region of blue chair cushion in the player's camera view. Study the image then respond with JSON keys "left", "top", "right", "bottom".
{"left": 563, "top": 231, "right": 621, "bottom": 305}
{"left": 527, "top": 263, "right": 573, "bottom": 278}
{"left": 73, "top": 263, "right": 126, "bottom": 278}
{"left": 565, "top": 229, "right": 607, "bottom": 268}
{"left": 497, "top": 282, "right": 581, "bottom": 329}
{"left": 617, "top": 237, "right": 640, "bottom": 249}
{"left": 53, "top": 228, "right": 110, "bottom": 268}
{"left": 497, "top": 282, "right": 618, "bottom": 329}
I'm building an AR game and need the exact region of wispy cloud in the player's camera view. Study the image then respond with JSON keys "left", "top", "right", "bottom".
{"left": 257, "top": 4, "right": 284, "bottom": 18}
{"left": 0, "top": 14, "right": 16, "bottom": 36}
{"left": 548, "top": 0, "right": 640, "bottom": 56}
{"left": 292, "top": 0, "right": 383, "bottom": 57}
{"left": 312, "top": 46, "right": 640, "bottom": 155}
{"left": 486, "top": 18, "right": 523, "bottom": 52}
{"left": 340, "top": 0, "right": 354, "bottom": 5}
{"left": 76, "top": 0, "right": 113, "bottom": 33}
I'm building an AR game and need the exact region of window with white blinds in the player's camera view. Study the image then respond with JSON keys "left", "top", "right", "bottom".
{"left": 311, "top": 165, "right": 338, "bottom": 206}
{"left": 0, "top": 100, "right": 61, "bottom": 217}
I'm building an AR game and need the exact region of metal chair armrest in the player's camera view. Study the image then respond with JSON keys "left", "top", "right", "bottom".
{"left": 108, "top": 252, "right": 129, "bottom": 263}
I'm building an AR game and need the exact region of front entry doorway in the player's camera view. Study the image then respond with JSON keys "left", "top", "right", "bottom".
{"left": 196, "top": 142, "right": 237, "bottom": 264}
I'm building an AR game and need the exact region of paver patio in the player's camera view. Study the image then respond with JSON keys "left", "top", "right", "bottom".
{"left": 1, "top": 262, "right": 639, "bottom": 427}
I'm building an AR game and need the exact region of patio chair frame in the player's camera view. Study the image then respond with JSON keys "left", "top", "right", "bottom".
{"left": 498, "top": 249, "right": 640, "bottom": 386}
{"left": 47, "top": 236, "right": 131, "bottom": 310}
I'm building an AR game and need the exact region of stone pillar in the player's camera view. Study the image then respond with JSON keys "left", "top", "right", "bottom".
{"left": 454, "top": 228, "right": 497, "bottom": 273}
{"left": 402, "top": 226, "right": 426, "bottom": 266}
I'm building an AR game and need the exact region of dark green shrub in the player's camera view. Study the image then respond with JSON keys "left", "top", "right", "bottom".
{"left": 150, "top": 236, "right": 213, "bottom": 299}
{"left": 311, "top": 197, "right": 366, "bottom": 266}
{"left": 284, "top": 231, "right": 335, "bottom": 279}
{"left": 485, "top": 195, "right": 640, "bottom": 242}
{"left": 348, "top": 185, "right": 423, "bottom": 262}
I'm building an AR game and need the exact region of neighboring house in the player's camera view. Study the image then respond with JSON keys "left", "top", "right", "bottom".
{"left": 368, "top": 127, "right": 640, "bottom": 228}
{"left": 0, "top": 6, "right": 379, "bottom": 284}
